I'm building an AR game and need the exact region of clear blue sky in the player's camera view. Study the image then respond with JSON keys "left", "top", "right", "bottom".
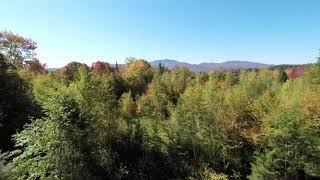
{"left": 1, "top": 0, "right": 320, "bottom": 67}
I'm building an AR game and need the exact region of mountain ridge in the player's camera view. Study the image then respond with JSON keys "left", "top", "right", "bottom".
{"left": 48, "top": 59, "right": 272, "bottom": 72}
{"left": 149, "top": 59, "right": 271, "bottom": 72}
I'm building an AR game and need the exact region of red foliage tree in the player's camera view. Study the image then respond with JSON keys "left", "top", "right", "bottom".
{"left": 91, "top": 61, "right": 112, "bottom": 75}
{"left": 0, "top": 31, "right": 37, "bottom": 68}
{"left": 25, "top": 59, "right": 47, "bottom": 74}
{"left": 287, "top": 67, "right": 305, "bottom": 79}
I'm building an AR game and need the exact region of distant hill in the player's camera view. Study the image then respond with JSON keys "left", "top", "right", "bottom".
{"left": 47, "top": 59, "right": 272, "bottom": 72}
{"left": 47, "top": 68, "right": 58, "bottom": 72}
{"left": 150, "top": 59, "right": 271, "bottom": 72}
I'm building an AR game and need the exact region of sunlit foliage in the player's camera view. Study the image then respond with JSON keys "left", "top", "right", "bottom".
{"left": 1, "top": 32, "right": 320, "bottom": 179}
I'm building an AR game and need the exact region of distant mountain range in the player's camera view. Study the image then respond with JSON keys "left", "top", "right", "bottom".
{"left": 48, "top": 59, "right": 272, "bottom": 72}
{"left": 150, "top": 59, "right": 271, "bottom": 72}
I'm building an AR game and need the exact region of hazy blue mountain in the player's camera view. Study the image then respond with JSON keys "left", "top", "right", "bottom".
{"left": 47, "top": 68, "right": 58, "bottom": 72}
{"left": 150, "top": 59, "right": 271, "bottom": 72}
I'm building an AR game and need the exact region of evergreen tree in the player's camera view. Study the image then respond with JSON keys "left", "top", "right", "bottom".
{"left": 279, "top": 67, "right": 288, "bottom": 83}
{"left": 115, "top": 61, "right": 120, "bottom": 72}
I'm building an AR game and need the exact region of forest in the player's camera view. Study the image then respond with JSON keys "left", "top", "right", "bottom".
{"left": 1, "top": 31, "right": 320, "bottom": 180}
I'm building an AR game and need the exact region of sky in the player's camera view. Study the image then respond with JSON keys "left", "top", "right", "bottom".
{"left": 1, "top": 0, "right": 320, "bottom": 67}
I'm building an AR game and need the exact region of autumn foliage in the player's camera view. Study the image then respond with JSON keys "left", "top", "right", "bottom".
{"left": 25, "top": 59, "right": 47, "bottom": 74}
{"left": 1, "top": 31, "right": 320, "bottom": 180}
{"left": 0, "top": 31, "right": 37, "bottom": 68}
{"left": 287, "top": 66, "right": 306, "bottom": 79}
{"left": 91, "top": 61, "right": 113, "bottom": 75}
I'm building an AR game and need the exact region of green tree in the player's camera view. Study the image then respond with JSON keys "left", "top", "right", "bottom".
{"left": 158, "top": 63, "right": 166, "bottom": 73}
{"left": 120, "top": 91, "right": 136, "bottom": 120}
{"left": 225, "top": 71, "right": 239, "bottom": 86}
{"left": 278, "top": 67, "right": 288, "bottom": 83}
{"left": 137, "top": 75, "right": 172, "bottom": 120}
{"left": 60, "top": 61, "right": 89, "bottom": 84}
{"left": 160, "top": 67, "right": 193, "bottom": 104}
{"left": 5, "top": 95, "right": 91, "bottom": 179}
{"left": 305, "top": 52, "right": 320, "bottom": 86}
{"left": 250, "top": 108, "right": 320, "bottom": 179}
{"left": 6, "top": 69, "right": 121, "bottom": 178}
{"left": 108, "top": 72, "right": 127, "bottom": 99}
{"left": 0, "top": 54, "right": 40, "bottom": 151}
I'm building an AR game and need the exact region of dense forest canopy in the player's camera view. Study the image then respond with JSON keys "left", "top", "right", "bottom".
{"left": 1, "top": 31, "right": 320, "bottom": 180}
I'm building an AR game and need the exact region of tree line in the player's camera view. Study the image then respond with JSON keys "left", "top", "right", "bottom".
{"left": 1, "top": 31, "right": 320, "bottom": 179}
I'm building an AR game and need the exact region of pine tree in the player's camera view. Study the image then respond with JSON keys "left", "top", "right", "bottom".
{"left": 115, "top": 61, "right": 119, "bottom": 72}
{"left": 279, "top": 67, "right": 288, "bottom": 83}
